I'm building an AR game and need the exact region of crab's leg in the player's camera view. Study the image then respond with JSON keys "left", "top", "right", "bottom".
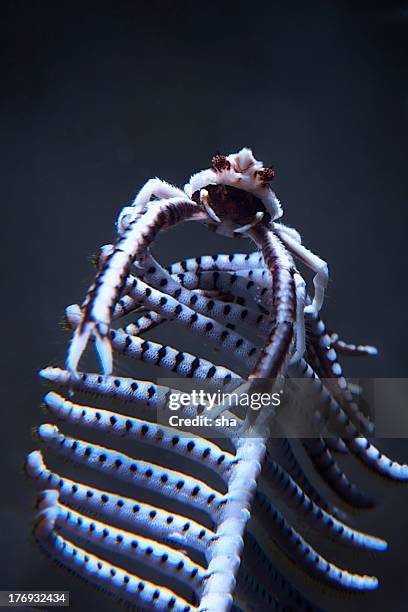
{"left": 67, "top": 198, "right": 206, "bottom": 376}
{"left": 275, "top": 226, "right": 329, "bottom": 314}
{"left": 273, "top": 222, "right": 302, "bottom": 244}
{"left": 248, "top": 226, "right": 297, "bottom": 379}
{"left": 65, "top": 304, "right": 240, "bottom": 390}
{"left": 116, "top": 178, "right": 187, "bottom": 234}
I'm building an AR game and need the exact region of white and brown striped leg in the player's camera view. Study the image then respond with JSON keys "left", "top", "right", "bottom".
{"left": 116, "top": 178, "right": 187, "bottom": 235}
{"left": 65, "top": 305, "right": 240, "bottom": 389}
{"left": 248, "top": 226, "right": 297, "bottom": 380}
{"left": 275, "top": 225, "right": 329, "bottom": 315}
{"left": 67, "top": 198, "right": 207, "bottom": 377}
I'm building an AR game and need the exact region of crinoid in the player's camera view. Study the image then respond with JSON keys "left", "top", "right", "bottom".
{"left": 26, "top": 149, "right": 407, "bottom": 611}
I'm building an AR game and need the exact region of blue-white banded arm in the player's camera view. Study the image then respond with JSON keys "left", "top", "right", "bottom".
{"left": 307, "top": 312, "right": 375, "bottom": 435}
{"left": 92, "top": 248, "right": 271, "bottom": 319}
{"left": 123, "top": 308, "right": 166, "bottom": 336}
{"left": 36, "top": 490, "right": 206, "bottom": 595}
{"left": 291, "top": 358, "right": 408, "bottom": 480}
{"left": 172, "top": 268, "right": 273, "bottom": 310}
{"left": 110, "top": 251, "right": 273, "bottom": 342}
{"left": 118, "top": 268, "right": 273, "bottom": 339}
{"left": 302, "top": 437, "right": 375, "bottom": 508}
{"left": 25, "top": 451, "right": 214, "bottom": 555}
{"left": 65, "top": 305, "right": 241, "bottom": 390}
{"left": 33, "top": 493, "right": 196, "bottom": 612}
{"left": 42, "top": 392, "right": 235, "bottom": 478}
{"left": 39, "top": 368, "right": 240, "bottom": 440}
{"left": 106, "top": 265, "right": 271, "bottom": 326}
{"left": 141, "top": 232, "right": 300, "bottom": 382}
{"left": 121, "top": 275, "right": 260, "bottom": 368}
{"left": 265, "top": 438, "right": 342, "bottom": 519}
{"left": 40, "top": 367, "right": 174, "bottom": 410}
{"left": 34, "top": 424, "right": 224, "bottom": 523}
{"left": 240, "top": 533, "right": 322, "bottom": 611}
{"left": 167, "top": 252, "right": 265, "bottom": 276}
{"left": 259, "top": 455, "right": 386, "bottom": 550}
{"left": 252, "top": 491, "right": 379, "bottom": 591}
{"left": 140, "top": 254, "right": 273, "bottom": 337}
{"left": 233, "top": 565, "right": 284, "bottom": 611}
{"left": 169, "top": 252, "right": 308, "bottom": 366}
{"left": 93, "top": 249, "right": 273, "bottom": 342}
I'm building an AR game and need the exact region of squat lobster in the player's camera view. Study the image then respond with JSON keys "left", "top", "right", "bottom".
{"left": 67, "top": 148, "right": 329, "bottom": 379}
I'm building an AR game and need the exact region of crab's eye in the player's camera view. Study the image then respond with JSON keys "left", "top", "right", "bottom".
{"left": 257, "top": 167, "right": 275, "bottom": 183}
{"left": 211, "top": 155, "right": 231, "bottom": 172}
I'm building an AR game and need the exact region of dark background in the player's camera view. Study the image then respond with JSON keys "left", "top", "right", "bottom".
{"left": 1, "top": 1, "right": 408, "bottom": 610}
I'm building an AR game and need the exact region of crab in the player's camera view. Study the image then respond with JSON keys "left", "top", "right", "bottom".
{"left": 67, "top": 148, "right": 328, "bottom": 384}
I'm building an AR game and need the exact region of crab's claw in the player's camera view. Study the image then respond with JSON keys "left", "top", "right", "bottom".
{"left": 66, "top": 313, "right": 112, "bottom": 377}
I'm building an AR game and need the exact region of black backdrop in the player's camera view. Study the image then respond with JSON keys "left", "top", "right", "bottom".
{"left": 1, "top": 1, "right": 408, "bottom": 610}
